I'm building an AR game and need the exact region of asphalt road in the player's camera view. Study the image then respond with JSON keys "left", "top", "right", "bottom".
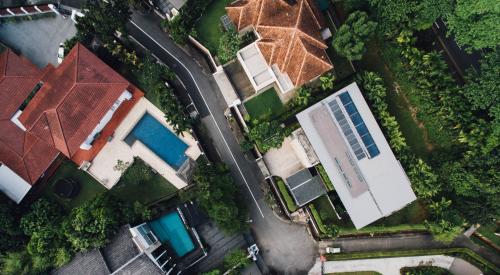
{"left": 127, "top": 12, "right": 318, "bottom": 274}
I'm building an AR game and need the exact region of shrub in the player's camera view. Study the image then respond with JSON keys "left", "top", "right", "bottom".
{"left": 276, "top": 178, "right": 297, "bottom": 212}
{"left": 218, "top": 30, "right": 241, "bottom": 64}
{"left": 333, "top": 11, "right": 377, "bottom": 60}
{"left": 316, "top": 164, "right": 334, "bottom": 191}
{"left": 223, "top": 249, "right": 251, "bottom": 271}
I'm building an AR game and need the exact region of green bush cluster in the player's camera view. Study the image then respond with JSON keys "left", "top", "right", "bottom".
{"left": 0, "top": 195, "right": 149, "bottom": 274}
{"left": 166, "top": 0, "right": 212, "bottom": 44}
{"left": 316, "top": 164, "right": 334, "bottom": 191}
{"left": 275, "top": 178, "right": 297, "bottom": 212}
{"left": 217, "top": 30, "right": 241, "bottom": 64}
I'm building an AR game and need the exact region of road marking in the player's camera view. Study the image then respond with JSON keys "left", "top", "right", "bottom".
{"left": 129, "top": 20, "right": 265, "bottom": 218}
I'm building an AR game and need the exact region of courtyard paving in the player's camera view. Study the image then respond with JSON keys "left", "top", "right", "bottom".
{"left": 0, "top": 13, "right": 76, "bottom": 67}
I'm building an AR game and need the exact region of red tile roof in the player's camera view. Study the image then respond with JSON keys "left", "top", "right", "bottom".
{"left": 0, "top": 49, "right": 59, "bottom": 184}
{"left": 227, "top": 0, "right": 333, "bottom": 87}
{"left": 0, "top": 43, "right": 142, "bottom": 186}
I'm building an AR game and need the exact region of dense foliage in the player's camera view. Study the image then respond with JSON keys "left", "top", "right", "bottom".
{"left": 247, "top": 120, "right": 288, "bottom": 152}
{"left": 72, "top": 0, "right": 131, "bottom": 45}
{"left": 223, "top": 249, "right": 251, "bottom": 271}
{"left": 0, "top": 195, "right": 25, "bottom": 254}
{"left": 0, "top": 195, "right": 149, "bottom": 274}
{"left": 218, "top": 30, "right": 241, "bottom": 64}
{"left": 445, "top": 0, "right": 500, "bottom": 51}
{"left": 401, "top": 265, "right": 452, "bottom": 275}
{"left": 333, "top": 11, "right": 377, "bottom": 60}
{"left": 166, "top": 0, "right": 212, "bottom": 44}
{"left": 188, "top": 158, "right": 247, "bottom": 234}
{"left": 366, "top": 0, "right": 453, "bottom": 35}
{"left": 159, "top": 86, "right": 193, "bottom": 134}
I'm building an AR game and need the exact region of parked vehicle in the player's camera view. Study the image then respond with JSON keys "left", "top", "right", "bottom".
{"left": 326, "top": 247, "right": 341, "bottom": 254}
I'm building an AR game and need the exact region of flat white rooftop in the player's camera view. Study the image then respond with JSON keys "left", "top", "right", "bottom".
{"left": 297, "top": 82, "right": 416, "bottom": 229}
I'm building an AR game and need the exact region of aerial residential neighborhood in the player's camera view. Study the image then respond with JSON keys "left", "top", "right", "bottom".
{"left": 0, "top": 0, "right": 498, "bottom": 275}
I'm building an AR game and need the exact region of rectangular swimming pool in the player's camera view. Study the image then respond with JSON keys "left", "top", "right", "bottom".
{"left": 148, "top": 211, "right": 195, "bottom": 257}
{"left": 126, "top": 113, "right": 188, "bottom": 170}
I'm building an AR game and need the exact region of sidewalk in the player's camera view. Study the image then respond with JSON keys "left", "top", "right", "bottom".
{"left": 308, "top": 255, "right": 481, "bottom": 275}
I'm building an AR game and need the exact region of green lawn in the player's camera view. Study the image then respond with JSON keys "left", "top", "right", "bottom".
{"left": 195, "top": 0, "right": 233, "bottom": 54}
{"left": 43, "top": 161, "right": 106, "bottom": 210}
{"left": 244, "top": 88, "right": 285, "bottom": 121}
{"left": 275, "top": 177, "right": 297, "bottom": 212}
{"left": 110, "top": 158, "right": 178, "bottom": 205}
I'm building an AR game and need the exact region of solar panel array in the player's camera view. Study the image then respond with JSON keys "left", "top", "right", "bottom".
{"left": 328, "top": 100, "right": 366, "bottom": 160}
{"left": 339, "top": 92, "right": 380, "bottom": 158}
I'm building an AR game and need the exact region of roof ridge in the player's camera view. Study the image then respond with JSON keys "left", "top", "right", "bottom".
{"left": 45, "top": 109, "right": 71, "bottom": 157}
{"left": 302, "top": 0, "right": 321, "bottom": 29}
{"left": 305, "top": 47, "right": 333, "bottom": 68}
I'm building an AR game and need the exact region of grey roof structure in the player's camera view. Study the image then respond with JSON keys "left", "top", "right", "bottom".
{"left": 101, "top": 226, "right": 140, "bottom": 272}
{"left": 52, "top": 249, "right": 109, "bottom": 275}
{"left": 53, "top": 225, "right": 163, "bottom": 275}
{"left": 285, "top": 168, "right": 327, "bottom": 206}
{"left": 296, "top": 82, "right": 416, "bottom": 229}
{"left": 114, "top": 254, "right": 163, "bottom": 275}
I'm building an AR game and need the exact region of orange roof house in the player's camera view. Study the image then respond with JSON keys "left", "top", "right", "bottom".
{"left": 226, "top": 0, "right": 333, "bottom": 91}
{"left": 0, "top": 44, "right": 143, "bottom": 203}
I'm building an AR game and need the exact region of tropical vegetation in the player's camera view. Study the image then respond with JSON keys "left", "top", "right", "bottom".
{"left": 333, "top": 11, "right": 377, "bottom": 60}
{"left": 218, "top": 29, "right": 241, "bottom": 64}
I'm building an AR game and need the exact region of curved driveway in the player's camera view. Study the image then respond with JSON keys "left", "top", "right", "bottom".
{"left": 127, "top": 13, "right": 317, "bottom": 274}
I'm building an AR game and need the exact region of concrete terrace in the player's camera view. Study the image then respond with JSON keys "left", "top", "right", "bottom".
{"left": 87, "top": 97, "right": 201, "bottom": 189}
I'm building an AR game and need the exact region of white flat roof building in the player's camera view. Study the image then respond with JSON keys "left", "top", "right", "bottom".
{"left": 297, "top": 82, "right": 416, "bottom": 228}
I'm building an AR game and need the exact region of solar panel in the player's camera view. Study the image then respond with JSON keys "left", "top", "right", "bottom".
{"left": 328, "top": 100, "right": 366, "bottom": 160}
{"left": 337, "top": 92, "right": 381, "bottom": 158}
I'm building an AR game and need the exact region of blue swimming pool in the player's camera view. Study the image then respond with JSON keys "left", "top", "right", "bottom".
{"left": 149, "top": 211, "right": 195, "bottom": 257}
{"left": 126, "top": 113, "right": 188, "bottom": 170}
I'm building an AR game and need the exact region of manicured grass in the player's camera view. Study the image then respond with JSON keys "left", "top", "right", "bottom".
{"left": 276, "top": 178, "right": 297, "bottom": 212}
{"left": 477, "top": 224, "right": 500, "bottom": 247}
{"left": 244, "top": 87, "right": 285, "bottom": 121}
{"left": 316, "top": 164, "right": 334, "bottom": 191}
{"left": 310, "top": 204, "right": 327, "bottom": 234}
{"left": 110, "top": 158, "right": 178, "bottom": 205}
{"left": 195, "top": 0, "right": 233, "bottom": 54}
{"left": 43, "top": 161, "right": 106, "bottom": 210}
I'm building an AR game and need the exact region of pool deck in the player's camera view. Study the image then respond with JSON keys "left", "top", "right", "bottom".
{"left": 87, "top": 97, "right": 201, "bottom": 189}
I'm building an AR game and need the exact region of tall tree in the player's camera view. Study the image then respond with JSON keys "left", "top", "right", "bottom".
{"left": 74, "top": 0, "right": 131, "bottom": 45}
{"left": 446, "top": 0, "right": 500, "bottom": 51}
{"left": 333, "top": 11, "right": 377, "bottom": 60}
{"left": 368, "top": 0, "right": 453, "bottom": 35}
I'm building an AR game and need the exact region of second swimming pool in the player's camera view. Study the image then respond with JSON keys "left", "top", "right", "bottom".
{"left": 148, "top": 211, "right": 195, "bottom": 257}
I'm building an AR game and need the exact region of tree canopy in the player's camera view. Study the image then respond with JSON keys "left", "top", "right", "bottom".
{"left": 445, "top": 0, "right": 500, "bottom": 51}
{"left": 333, "top": 11, "right": 377, "bottom": 60}
{"left": 190, "top": 158, "right": 247, "bottom": 234}
{"left": 247, "top": 120, "right": 288, "bottom": 152}
{"left": 218, "top": 30, "right": 241, "bottom": 64}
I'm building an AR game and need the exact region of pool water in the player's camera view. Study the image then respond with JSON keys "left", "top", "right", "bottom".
{"left": 126, "top": 113, "right": 188, "bottom": 170}
{"left": 149, "top": 212, "right": 195, "bottom": 257}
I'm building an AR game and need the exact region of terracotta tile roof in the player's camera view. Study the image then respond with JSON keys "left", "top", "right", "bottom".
{"left": 19, "top": 43, "right": 131, "bottom": 158}
{"left": 0, "top": 49, "right": 59, "bottom": 184}
{"left": 1, "top": 43, "right": 142, "bottom": 186}
{"left": 227, "top": 0, "right": 332, "bottom": 87}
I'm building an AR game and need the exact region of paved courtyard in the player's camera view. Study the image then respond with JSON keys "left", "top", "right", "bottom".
{"left": 308, "top": 255, "right": 482, "bottom": 275}
{"left": 0, "top": 13, "right": 76, "bottom": 67}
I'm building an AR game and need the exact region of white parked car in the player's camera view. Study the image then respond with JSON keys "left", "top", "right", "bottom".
{"left": 57, "top": 43, "right": 65, "bottom": 64}
{"left": 326, "top": 247, "right": 341, "bottom": 254}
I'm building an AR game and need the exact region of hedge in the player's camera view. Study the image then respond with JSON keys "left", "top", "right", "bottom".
{"left": 275, "top": 178, "right": 297, "bottom": 212}
{"left": 316, "top": 164, "right": 334, "bottom": 191}
{"left": 309, "top": 204, "right": 327, "bottom": 234}
{"left": 325, "top": 248, "right": 499, "bottom": 275}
